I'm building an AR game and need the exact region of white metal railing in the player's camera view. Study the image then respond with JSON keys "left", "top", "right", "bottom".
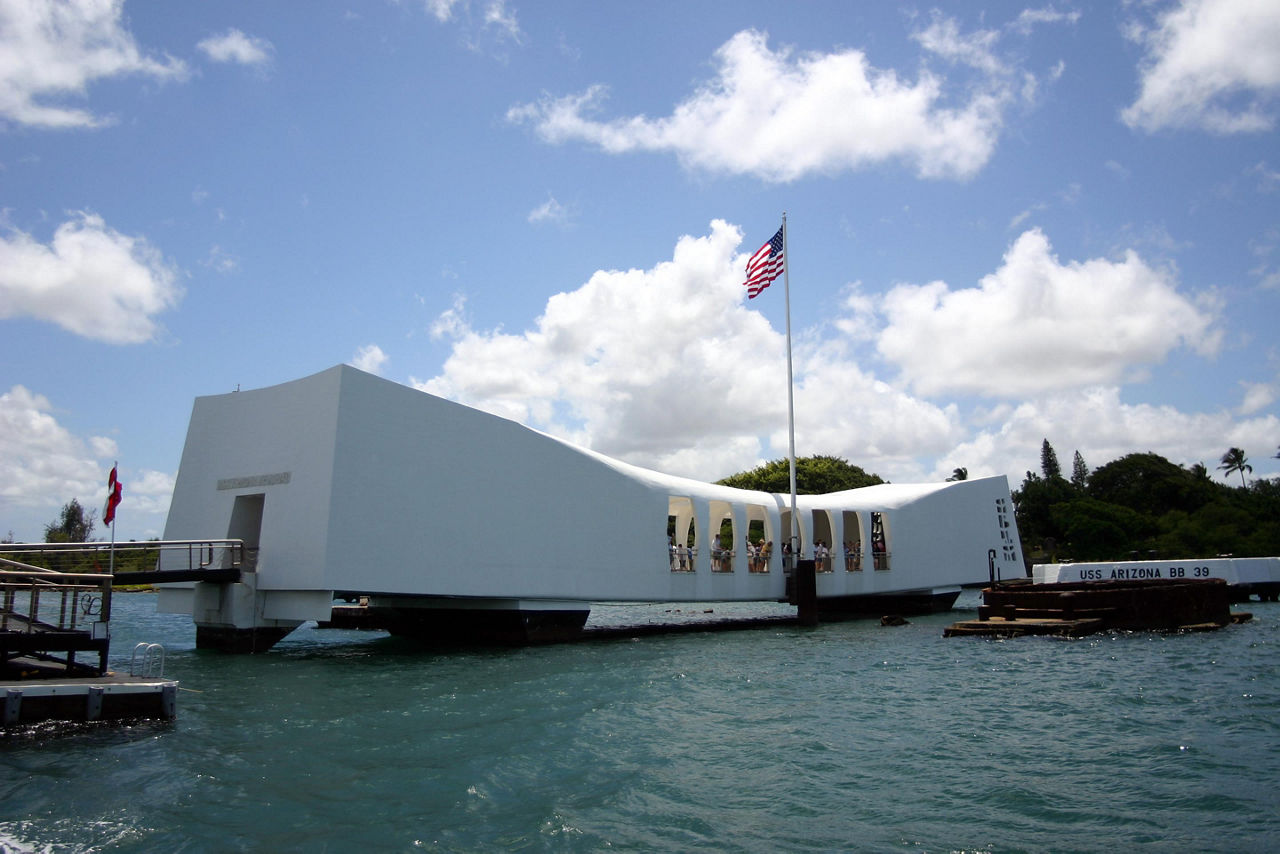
{"left": 0, "top": 539, "right": 247, "bottom": 575}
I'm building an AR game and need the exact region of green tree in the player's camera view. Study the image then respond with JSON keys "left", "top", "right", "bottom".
{"left": 1040, "top": 439, "right": 1063, "bottom": 481}
{"left": 1012, "top": 470, "right": 1074, "bottom": 558}
{"left": 717, "top": 455, "right": 885, "bottom": 494}
{"left": 44, "top": 499, "right": 95, "bottom": 544}
{"left": 946, "top": 467, "right": 968, "bottom": 482}
{"left": 1050, "top": 497, "right": 1154, "bottom": 562}
{"left": 1088, "top": 453, "right": 1214, "bottom": 517}
{"left": 1218, "top": 447, "right": 1252, "bottom": 488}
{"left": 1070, "top": 451, "right": 1089, "bottom": 490}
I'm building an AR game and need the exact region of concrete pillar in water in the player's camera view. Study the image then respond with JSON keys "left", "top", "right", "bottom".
{"left": 190, "top": 571, "right": 303, "bottom": 653}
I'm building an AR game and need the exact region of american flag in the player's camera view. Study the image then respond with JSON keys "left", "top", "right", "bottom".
{"left": 743, "top": 225, "right": 784, "bottom": 298}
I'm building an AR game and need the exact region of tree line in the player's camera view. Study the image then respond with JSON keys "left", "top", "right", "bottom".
{"left": 1014, "top": 441, "right": 1280, "bottom": 564}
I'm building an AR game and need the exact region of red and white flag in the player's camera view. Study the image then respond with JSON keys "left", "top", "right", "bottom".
{"left": 743, "top": 225, "right": 784, "bottom": 298}
{"left": 103, "top": 465, "right": 123, "bottom": 526}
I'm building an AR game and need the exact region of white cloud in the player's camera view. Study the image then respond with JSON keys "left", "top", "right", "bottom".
{"left": 1239, "top": 380, "right": 1276, "bottom": 415}
{"left": 508, "top": 28, "right": 1014, "bottom": 181}
{"left": 0, "top": 386, "right": 175, "bottom": 539}
{"left": 0, "top": 212, "right": 181, "bottom": 343}
{"left": 1122, "top": 0, "right": 1280, "bottom": 133}
{"left": 941, "top": 387, "right": 1280, "bottom": 485}
{"left": 413, "top": 220, "right": 785, "bottom": 478}
{"left": 875, "top": 228, "right": 1221, "bottom": 396}
{"left": 527, "top": 194, "right": 570, "bottom": 225}
{"left": 411, "top": 221, "right": 962, "bottom": 482}
{"left": 0, "top": 0, "right": 186, "bottom": 129}
{"left": 423, "top": 0, "right": 521, "bottom": 42}
{"left": 425, "top": 0, "right": 464, "bottom": 22}
{"left": 0, "top": 385, "right": 109, "bottom": 526}
{"left": 913, "top": 12, "right": 1005, "bottom": 76}
{"left": 351, "top": 344, "right": 389, "bottom": 375}
{"left": 1011, "top": 6, "right": 1083, "bottom": 36}
{"left": 197, "top": 29, "right": 273, "bottom": 67}
{"left": 482, "top": 0, "right": 520, "bottom": 41}
{"left": 406, "top": 222, "right": 1271, "bottom": 492}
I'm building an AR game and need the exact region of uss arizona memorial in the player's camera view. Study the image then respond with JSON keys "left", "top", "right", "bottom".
{"left": 158, "top": 365, "right": 1025, "bottom": 650}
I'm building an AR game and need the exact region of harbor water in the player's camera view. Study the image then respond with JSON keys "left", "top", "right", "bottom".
{"left": 3, "top": 592, "right": 1279, "bottom": 852}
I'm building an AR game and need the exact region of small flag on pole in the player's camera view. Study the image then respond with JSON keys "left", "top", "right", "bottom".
{"left": 103, "top": 465, "right": 123, "bottom": 526}
{"left": 743, "top": 225, "right": 785, "bottom": 298}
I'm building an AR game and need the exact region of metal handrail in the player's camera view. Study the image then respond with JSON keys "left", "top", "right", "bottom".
{"left": 131, "top": 642, "right": 165, "bottom": 677}
{"left": 0, "top": 567, "right": 113, "bottom": 633}
{"left": 0, "top": 539, "right": 246, "bottom": 572}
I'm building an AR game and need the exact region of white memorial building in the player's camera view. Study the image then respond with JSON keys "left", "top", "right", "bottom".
{"left": 159, "top": 365, "right": 1024, "bottom": 650}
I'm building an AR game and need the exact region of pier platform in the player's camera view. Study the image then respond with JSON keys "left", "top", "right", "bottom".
{"left": 2, "top": 671, "right": 177, "bottom": 728}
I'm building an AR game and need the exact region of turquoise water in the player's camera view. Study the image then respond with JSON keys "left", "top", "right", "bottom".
{"left": 3, "top": 592, "right": 1279, "bottom": 853}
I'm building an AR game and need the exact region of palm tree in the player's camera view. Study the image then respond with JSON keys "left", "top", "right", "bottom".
{"left": 1218, "top": 447, "right": 1252, "bottom": 488}
{"left": 1189, "top": 462, "right": 1210, "bottom": 481}
{"left": 946, "top": 467, "right": 968, "bottom": 482}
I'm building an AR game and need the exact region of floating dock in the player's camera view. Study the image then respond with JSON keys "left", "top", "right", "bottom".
{"left": 944, "top": 577, "right": 1252, "bottom": 638}
{"left": 2, "top": 556, "right": 179, "bottom": 730}
{"left": 2, "top": 672, "right": 177, "bottom": 727}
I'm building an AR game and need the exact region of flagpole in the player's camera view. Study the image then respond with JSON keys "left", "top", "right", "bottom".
{"left": 782, "top": 213, "right": 799, "bottom": 560}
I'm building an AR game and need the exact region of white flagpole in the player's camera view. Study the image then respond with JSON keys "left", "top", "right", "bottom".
{"left": 781, "top": 213, "right": 799, "bottom": 559}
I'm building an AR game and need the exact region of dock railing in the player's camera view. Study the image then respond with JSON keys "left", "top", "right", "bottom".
{"left": 0, "top": 539, "right": 248, "bottom": 579}
{"left": 1, "top": 558, "right": 114, "bottom": 675}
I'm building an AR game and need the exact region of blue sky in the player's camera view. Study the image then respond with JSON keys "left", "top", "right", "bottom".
{"left": 2, "top": 0, "right": 1278, "bottom": 542}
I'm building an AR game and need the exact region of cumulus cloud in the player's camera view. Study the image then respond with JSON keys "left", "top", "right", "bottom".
{"left": 0, "top": 385, "right": 175, "bottom": 538}
{"left": 875, "top": 228, "right": 1221, "bottom": 396}
{"left": 0, "top": 213, "right": 182, "bottom": 343}
{"left": 415, "top": 221, "right": 777, "bottom": 473}
{"left": 406, "top": 222, "right": 1266, "bottom": 489}
{"left": 197, "top": 29, "right": 273, "bottom": 66}
{"left": 412, "top": 221, "right": 962, "bottom": 481}
{"left": 940, "top": 387, "right": 1280, "bottom": 485}
{"left": 0, "top": 0, "right": 186, "bottom": 128}
{"left": 508, "top": 27, "right": 1017, "bottom": 181}
{"left": 1122, "top": 0, "right": 1280, "bottom": 133}
{"left": 0, "top": 385, "right": 108, "bottom": 511}
{"left": 351, "top": 344, "right": 389, "bottom": 375}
